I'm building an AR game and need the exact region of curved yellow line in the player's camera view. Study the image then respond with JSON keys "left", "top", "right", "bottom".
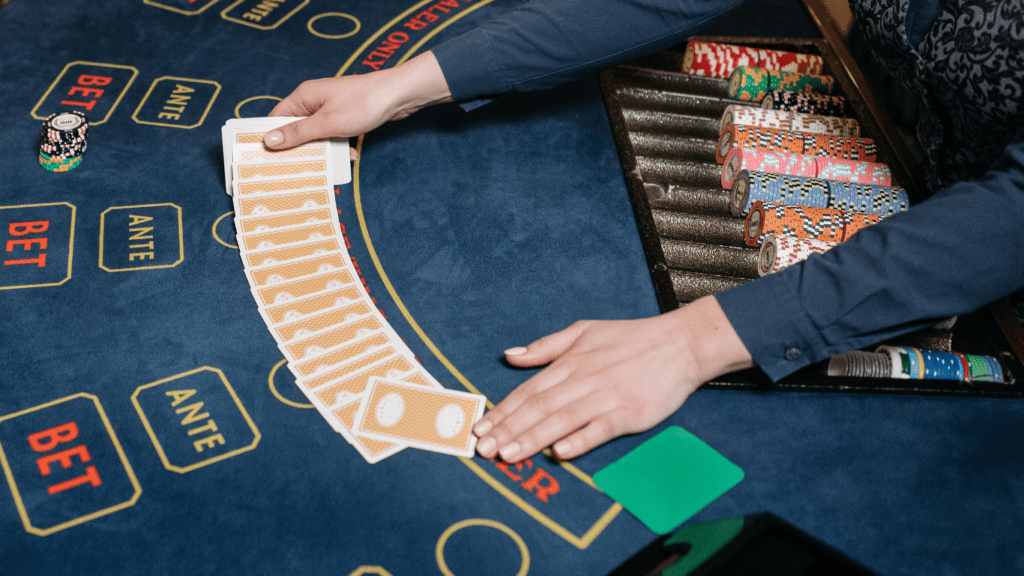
{"left": 436, "top": 518, "right": 529, "bottom": 576}
{"left": 234, "top": 95, "right": 282, "bottom": 119}
{"left": 308, "top": 12, "right": 361, "bottom": 40}
{"left": 394, "top": 0, "right": 496, "bottom": 66}
{"left": 212, "top": 211, "right": 238, "bottom": 249}
{"left": 335, "top": 0, "right": 437, "bottom": 77}
{"left": 268, "top": 359, "right": 314, "bottom": 409}
{"left": 348, "top": 2, "right": 619, "bottom": 546}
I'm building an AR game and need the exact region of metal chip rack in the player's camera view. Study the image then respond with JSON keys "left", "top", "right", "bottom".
{"left": 598, "top": 34, "right": 1024, "bottom": 396}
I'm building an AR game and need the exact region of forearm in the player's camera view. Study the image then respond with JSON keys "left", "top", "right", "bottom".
{"left": 719, "top": 134, "right": 1024, "bottom": 380}
{"left": 432, "top": 0, "right": 745, "bottom": 100}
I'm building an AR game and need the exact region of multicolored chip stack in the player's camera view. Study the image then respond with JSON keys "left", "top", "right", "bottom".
{"left": 743, "top": 201, "right": 884, "bottom": 246}
{"left": 757, "top": 234, "right": 837, "bottom": 275}
{"left": 827, "top": 181, "right": 910, "bottom": 216}
{"left": 722, "top": 148, "right": 893, "bottom": 188}
{"left": 681, "top": 41, "right": 824, "bottom": 78}
{"left": 761, "top": 90, "right": 848, "bottom": 116}
{"left": 729, "top": 170, "right": 830, "bottom": 216}
{"left": 720, "top": 105, "right": 860, "bottom": 138}
{"left": 815, "top": 157, "right": 892, "bottom": 186}
{"left": 727, "top": 66, "right": 835, "bottom": 102}
{"left": 39, "top": 111, "right": 88, "bottom": 172}
{"left": 716, "top": 125, "right": 877, "bottom": 163}
{"left": 876, "top": 346, "right": 1006, "bottom": 382}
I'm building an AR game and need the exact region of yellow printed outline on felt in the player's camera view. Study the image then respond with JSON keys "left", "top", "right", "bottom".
{"left": 131, "top": 77, "right": 221, "bottom": 129}
{"left": 0, "top": 393, "right": 143, "bottom": 536}
{"left": 0, "top": 202, "right": 76, "bottom": 291}
{"left": 31, "top": 61, "right": 139, "bottom": 125}
{"left": 234, "top": 95, "right": 282, "bottom": 119}
{"left": 354, "top": 133, "right": 620, "bottom": 547}
{"left": 347, "top": 567, "right": 393, "bottom": 576}
{"left": 436, "top": 518, "right": 530, "bottom": 576}
{"left": 220, "top": 0, "right": 310, "bottom": 30}
{"left": 346, "top": 2, "right": 621, "bottom": 549}
{"left": 98, "top": 203, "right": 184, "bottom": 272}
{"left": 308, "top": 12, "right": 361, "bottom": 39}
{"left": 130, "top": 366, "right": 261, "bottom": 474}
{"left": 144, "top": 0, "right": 222, "bottom": 16}
{"left": 212, "top": 211, "right": 238, "bottom": 249}
{"left": 268, "top": 359, "right": 314, "bottom": 409}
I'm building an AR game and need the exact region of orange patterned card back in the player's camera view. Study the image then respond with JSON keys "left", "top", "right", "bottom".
{"left": 354, "top": 378, "right": 485, "bottom": 457}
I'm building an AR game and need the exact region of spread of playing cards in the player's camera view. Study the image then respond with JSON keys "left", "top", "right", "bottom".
{"left": 223, "top": 117, "right": 486, "bottom": 462}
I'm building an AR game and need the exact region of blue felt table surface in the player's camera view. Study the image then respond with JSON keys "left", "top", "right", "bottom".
{"left": 0, "top": 0, "right": 1022, "bottom": 575}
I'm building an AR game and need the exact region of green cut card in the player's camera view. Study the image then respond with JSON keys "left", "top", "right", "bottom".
{"left": 593, "top": 426, "right": 744, "bottom": 534}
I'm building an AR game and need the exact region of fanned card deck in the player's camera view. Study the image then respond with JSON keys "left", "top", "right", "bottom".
{"left": 222, "top": 117, "right": 485, "bottom": 463}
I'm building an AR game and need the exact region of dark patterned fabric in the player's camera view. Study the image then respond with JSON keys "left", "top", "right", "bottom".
{"left": 851, "top": 0, "right": 1024, "bottom": 190}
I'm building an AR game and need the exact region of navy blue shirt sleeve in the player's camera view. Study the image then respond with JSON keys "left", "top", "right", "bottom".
{"left": 717, "top": 132, "right": 1024, "bottom": 380}
{"left": 431, "top": 0, "right": 744, "bottom": 100}
{"left": 428, "top": 0, "right": 1024, "bottom": 382}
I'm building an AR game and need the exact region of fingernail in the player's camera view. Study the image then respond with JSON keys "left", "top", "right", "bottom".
{"left": 474, "top": 420, "right": 493, "bottom": 436}
{"left": 505, "top": 346, "right": 528, "bottom": 356}
{"left": 553, "top": 440, "right": 572, "bottom": 458}
{"left": 476, "top": 437, "right": 496, "bottom": 454}
{"left": 264, "top": 130, "right": 283, "bottom": 147}
{"left": 499, "top": 442, "right": 521, "bottom": 461}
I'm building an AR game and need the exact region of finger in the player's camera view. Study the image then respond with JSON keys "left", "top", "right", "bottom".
{"left": 504, "top": 321, "right": 590, "bottom": 368}
{"left": 268, "top": 93, "right": 315, "bottom": 118}
{"left": 473, "top": 361, "right": 573, "bottom": 439}
{"left": 476, "top": 371, "right": 592, "bottom": 460}
{"left": 551, "top": 410, "right": 634, "bottom": 460}
{"left": 495, "top": 391, "right": 619, "bottom": 462}
{"left": 349, "top": 147, "right": 359, "bottom": 161}
{"left": 264, "top": 114, "right": 333, "bottom": 149}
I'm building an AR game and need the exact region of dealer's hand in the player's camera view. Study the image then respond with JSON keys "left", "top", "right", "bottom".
{"left": 265, "top": 51, "right": 452, "bottom": 156}
{"left": 473, "top": 296, "right": 754, "bottom": 462}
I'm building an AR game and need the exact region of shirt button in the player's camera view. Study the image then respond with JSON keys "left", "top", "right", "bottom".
{"left": 785, "top": 348, "right": 802, "bottom": 360}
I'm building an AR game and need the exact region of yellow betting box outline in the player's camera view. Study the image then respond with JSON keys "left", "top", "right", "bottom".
{"left": 144, "top": 0, "right": 222, "bottom": 16}
{"left": 131, "top": 366, "right": 261, "bottom": 474}
{"left": 0, "top": 393, "right": 143, "bottom": 536}
{"left": 345, "top": 4, "right": 623, "bottom": 550}
{"left": 0, "top": 202, "right": 76, "bottom": 291}
{"left": 31, "top": 61, "right": 139, "bottom": 125}
{"left": 98, "top": 203, "right": 184, "bottom": 272}
{"left": 436, "top": 519, "right": 529, "bottom": 576}
{"left": 131, "top": 77, "right": 222, "bottom": 129}
{"left": 220, "top": 0, "right": 310, "bottom": 30}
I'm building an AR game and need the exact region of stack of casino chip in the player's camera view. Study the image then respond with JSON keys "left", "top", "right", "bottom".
{"left": 757, "top": 234, "right": 837, "bottom": 275}
{"left": 39, "top": 111, "right": 88, "bottom": 172}
{"left": 815, "top": 157, "right": 892, "bottom": 186}
{"left": 828, "top": 181, "right": 909, "bottom": 216}
{"left": 730, "top": 169, "right": 908, "bottom": 216}
{"left": 762, "top": 90, "right": 848, "bottom": 117}
{"left": 827, "top": 351, "right": 893, "bottom": 379}
{"left": 729, "top": 171, "right": 830, "bottom": 216}
{"left": 743, "top": 201, "right": 884, "bottom": 246}
{"left": 716, "top": 125, "right": 878, "bottom": 163}
{"left": 720, "top": 105, "right": 860, "bottom": 138}
{"left": 727, "top": 66, "right": 835, "bottom": 102}
{"left": 876, "top": 346, "right": 1006, "bottom": 382}
{"left": 721, "top": 148, "right": 892, "bottom": 188}
{"left": 682, "top": 41, "right": 824, "bottom": 79}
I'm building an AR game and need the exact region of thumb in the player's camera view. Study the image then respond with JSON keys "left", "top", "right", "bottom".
{"left": 264, "top": 114, "right": 332, "bottom": 150}
{"left": 504, "top": 321, "right": 589, "bottom": 368}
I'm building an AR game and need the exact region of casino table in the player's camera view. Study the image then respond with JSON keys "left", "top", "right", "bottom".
{"left": 1, "top": 0, "right": 1022, "bottom": 574}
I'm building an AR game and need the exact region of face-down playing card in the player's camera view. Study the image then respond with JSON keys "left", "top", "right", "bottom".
{"left": 354, "top": 378, "right": 486, "bottom": 458}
